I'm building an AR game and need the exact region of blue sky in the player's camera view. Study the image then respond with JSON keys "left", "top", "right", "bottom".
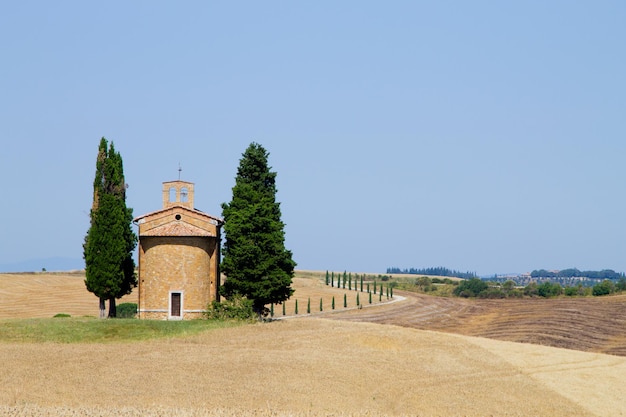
{"left": 1, "top": 1, "right": 624, "bottom": 275}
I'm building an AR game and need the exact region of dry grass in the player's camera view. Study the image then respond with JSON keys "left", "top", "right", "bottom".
{"left": 3, "top": 319, "right": 619, "bottom": 416}
{"left": 0, "top": 272, "right": 137, "bottom": 318}
{"left": 0, "top": 271, "right": 385, "bottom": 319}
{"left": 1, "top": 271, "right": 626, "bottom": 416}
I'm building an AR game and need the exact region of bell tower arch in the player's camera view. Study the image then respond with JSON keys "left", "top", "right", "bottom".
{"left": 162, "top": 180, "right": 195, "bottom": 209}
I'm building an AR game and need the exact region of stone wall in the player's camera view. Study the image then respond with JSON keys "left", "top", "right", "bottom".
{"left": 138, "top": 236, "right": 218, "bottom": 319}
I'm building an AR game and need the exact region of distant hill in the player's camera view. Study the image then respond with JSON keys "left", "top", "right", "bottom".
{"left": 0, "top": 257, "right": 84, "bottom": 273}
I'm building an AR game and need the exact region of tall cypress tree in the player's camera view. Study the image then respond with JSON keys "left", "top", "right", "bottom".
{"left": 83, "top": 138, "right": 137, "bottom": 318}
{"left": 220, "top": 142, "right": 296, "bottom": 317}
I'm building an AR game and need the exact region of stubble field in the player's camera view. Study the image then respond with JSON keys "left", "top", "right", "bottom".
{"left": 1, "top": 271, "right": 626, "bottom": 416}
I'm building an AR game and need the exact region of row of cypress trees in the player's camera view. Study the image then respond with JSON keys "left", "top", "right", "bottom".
{"left": 325, "top": 270, "right": 393, "bottom": 296}
{"left": 270, "top": 287, "right": 393, "bottom": 317}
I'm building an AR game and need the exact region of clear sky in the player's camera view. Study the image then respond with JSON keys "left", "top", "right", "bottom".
{"left": 1, "top": 1, "right": 624, "bottom": 275}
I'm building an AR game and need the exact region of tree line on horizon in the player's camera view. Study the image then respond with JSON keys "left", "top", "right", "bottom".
{"left": 386, "top": 267, "right": 477, "bottom": 279}
{"left": 453, "top": 276, "right": 626, "bottom": 298}
{"left": 530, "top": 268, "right": 625, "bottom": 279}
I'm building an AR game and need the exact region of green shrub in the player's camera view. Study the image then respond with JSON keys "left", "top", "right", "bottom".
{"left": 415, "top": 276, "right": 432, "bottom": 291}
{"left": 524, "top": 282, "right": 539, "bottom": 297}
{"left": 478, "top": 287, "right": 506, "bottom": 299}
{"left": 433, "top": 277, "right": 456, "bottom": 285}
{"left": 117, "top": 303, "right": 138, "bottom": 318}
{"left": 53, "top": 313, "right": 71, "bottom": 318}
{"left": 453, "top": 278, "right": 488, "bottom": 297}
{"left": 593, "top": 280, "right": 615, "bottom": 296}
{"left": 205, "top": 295, "right": 255, "bottom": 320}
{"left": 537, "top": 282, "right": 562, "bottom": 298}
{"left": 564, "top": 285, "right": 586, "bottom": 297}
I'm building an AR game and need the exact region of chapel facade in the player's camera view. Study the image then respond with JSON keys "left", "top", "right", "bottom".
{"left": 133, "top": 180, "right": 223, "bottom": 320}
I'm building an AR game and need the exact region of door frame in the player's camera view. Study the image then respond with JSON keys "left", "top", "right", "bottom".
{"left": 168, "top": 290, "right": 183, "bottom": 320}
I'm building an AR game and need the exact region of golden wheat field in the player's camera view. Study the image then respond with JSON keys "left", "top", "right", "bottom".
{"left": 1, "top": 271, "right": 626, "bottom": 416}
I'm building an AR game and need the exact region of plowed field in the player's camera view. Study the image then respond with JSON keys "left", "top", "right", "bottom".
{"left": 328, "top": 289, "right": 626, "bottom": 356}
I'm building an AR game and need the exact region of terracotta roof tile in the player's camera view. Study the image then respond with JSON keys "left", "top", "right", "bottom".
{"left": 134, "top": 206, "right": 223, "bottom": 224}
{"left": 141, "top": 222, "right": 215, "bottom": 237}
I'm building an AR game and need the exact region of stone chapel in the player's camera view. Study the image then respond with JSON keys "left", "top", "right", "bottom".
{"left": 133, "top": 180, "right": 223, "bottom": 320}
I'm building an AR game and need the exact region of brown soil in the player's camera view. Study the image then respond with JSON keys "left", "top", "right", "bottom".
{"left": 327, "top": 290, "right": 626, "bottom": 356}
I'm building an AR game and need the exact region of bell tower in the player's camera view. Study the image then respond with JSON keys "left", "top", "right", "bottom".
{"left": 162, "top": 180, "right": 195, "bottom": 209}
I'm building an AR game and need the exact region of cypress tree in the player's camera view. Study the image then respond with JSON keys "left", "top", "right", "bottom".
{"left": 332, "top": 296, "right": 335, "bottom": 310}
{"left": 319, "top": 298, "right": 323, "bottom": 312}
{"left": 83, "top": 138, "right": 137, "bottom": 318}
{"left": 220, "top": 143, "right": 296, "bottom": 318}
{"left": 356, "top": 292, "right": 360, "bottom": 306}
{"left": 343, "top": 293, "right": 347, "bottom": 308}
{"left": 325, "top": 270, "right": 329, "bottom": 286}
{"left": 307, "top": 297, "right": 311, "bottom": 314}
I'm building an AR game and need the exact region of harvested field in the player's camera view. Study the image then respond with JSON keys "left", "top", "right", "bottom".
{"left": 2, "top": 271, "right": 626, "bottom": 416}
{"left": 328, "top": 290, "right": 626, "bottom": 356}
{"left": 0, "top": 271, "right": 384, "bottom": 319}
{"left": 3, "top": 318, "right": 626, "bottom": 416}
{"left": 0, "top": 272, "right": 138, "bottom": 318}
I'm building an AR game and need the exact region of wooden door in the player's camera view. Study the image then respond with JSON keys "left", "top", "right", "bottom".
{"left": 171, "top": 293, "right": 181, "bottom": 317}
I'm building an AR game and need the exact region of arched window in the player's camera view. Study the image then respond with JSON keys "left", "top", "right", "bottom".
{"left": 180, "top": 187, "right": 189, "bottom": 203}
{"left": 169, "top": 187, "right": 177, "bottom": 202}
